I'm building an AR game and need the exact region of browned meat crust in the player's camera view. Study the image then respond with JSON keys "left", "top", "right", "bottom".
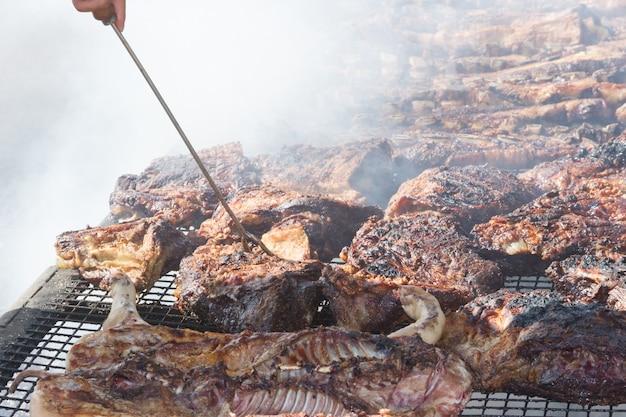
{"left": 252, "top": 138, "right": 395, "bottom": 207}
{"left": 109, "top": 143, "right": 261, "bottom": 227}
{"left": 175, "top": 240, "right": 326, "bottom": 333}
{"left": 32, "top": 325, "right": 472, "bottom": 417}
{"left": 385, "top": 165, "right": 535, "bottom": 231}
{"left": 546, "top": 254, "right": 626, "bottom": 309}
{"left": 472, "top": 173, "right": 626, "bottom": 274}
{"left": 391, "top": 135, "right": 581, "bottom": 178}
{"left": 324, "top": 212, "right": 504, "bottom": 332}
{"left": 439, "top": 289, "right": 626, "bottom": 405}
{"left": 55, "top": 216, "right": 193, "bottom": 291}
{"left": 193, "top": 185, "right": 382, "bottom": 262}
{"left": 518, "top": 134, "right": 626, "bottom": 194}
{"left": 21, "top": 275, "right": 472, "bottom": 417}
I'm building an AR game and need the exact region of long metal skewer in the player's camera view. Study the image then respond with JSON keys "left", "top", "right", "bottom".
{"left": 107, "top": 21, "right": 274, "bottom": 256}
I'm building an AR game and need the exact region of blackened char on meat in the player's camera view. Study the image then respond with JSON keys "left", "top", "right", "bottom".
{"left": 439, "top": 289, "right": 626, "bottom": 405}
{"left": 391, "top": 135, "right": 582, "bottom": 182}
{"left": 192, "top": 185, "right": 382, "bottom": 262}
{"left": 22, "top": 272, "right": 472, "bottom": 417}
{"left": 252, "top": 138, "right": 395, "bottom": 207}
{"left": 175, "top": 240, "right": 326, "bottom": 333}
{"left": 519, "top": 134, "right": 626, "bottom": 194}
{"left": 324, "top": 211, "right": 504, "bottom": 333}
{"left": 386, "top": 165, "right": 535, "bottom": 231}
{"left": 109, "top": 143, "right": 261, "bottom": 228}
{"left": 546, "top": 254, "right": 626, "bottom": 309}
{"left": 472, "top": 173, "right": 626, "bottom": 274}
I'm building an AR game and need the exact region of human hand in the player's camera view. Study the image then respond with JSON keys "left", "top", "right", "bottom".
{"left": 72, "top": 0, "right": 126, "bottom": 31}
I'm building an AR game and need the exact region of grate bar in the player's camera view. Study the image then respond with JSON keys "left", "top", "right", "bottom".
{"left": 1, "top": 269, "right": 626, "bottom": 416}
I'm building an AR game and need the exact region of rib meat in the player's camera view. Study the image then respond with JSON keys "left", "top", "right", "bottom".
{"left": 192, "top": 185, "right": 382, "bottom": 262}
{"left": 391, "top": 134, "right": 581, "bottom": 179}
{"left": 438, "top": 289, "right": 626, "bottom": 405}
{"left": 55, "top": 216, "right": 193, "bottom": 291}
{"left": 12, "top": 273, "right": 473, "bottom": 417}
{"left": 175, "top": 240, "right": 326, "bottom": 333}
{"left": 385, "top": 165, "right": 535, "bottom": 231}
{"left": 324, "top": 212, "right": 504, "bottom": 333}
{"left": 252, "top": 138, "right": 395, "bottom": 207}
{"left": 109, "top": 142, "right": 261, "bottom": 228}
{"left": 518, "top": 134, "right": 626, "bottom": 194}
{"left": 472, "top": 173, "right": 626, "bottom": 274}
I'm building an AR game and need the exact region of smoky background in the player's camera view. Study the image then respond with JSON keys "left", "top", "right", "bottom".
{"left": 0, "top": 1, "right": 381, "bottom": 314}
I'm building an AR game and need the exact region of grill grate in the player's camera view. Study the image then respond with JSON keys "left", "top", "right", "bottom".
{"left": 1, "top": 269, "right": 625, "bottom": 417}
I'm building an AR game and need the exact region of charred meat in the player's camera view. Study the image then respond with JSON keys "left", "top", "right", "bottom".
{"left": 385, "top": 165, "right": 535, "bottom": 231}
{"left": 109, "top": 142, "right": 261, "bottom": 228}
{"left": 519, "top": 134, "right": 626, "bottom": 194}
{"left": 472, "top": 173, "right": 626, "bottom": 274}
{"left": 252, "top": 138, "right": 395, "bottom": 207}
{"left": 55, "top": 216, "right": 193, "bottom": 292}
{"left": 546, "top": 253, "right": 626, "bottom": 309}
{"left": 193, "top": 185, "right": 382, "bottom": 262}
{"left": 438, "top": 289, "right": 626, "bottom": 405}
{"left": 175, "top": 240, "right": 326, "bottom": 333}
{"left": 324, "top": 211, "right": 504, "bottom": 333}
{"left": 11, "top": 273, "right": 473, "bottom": 417}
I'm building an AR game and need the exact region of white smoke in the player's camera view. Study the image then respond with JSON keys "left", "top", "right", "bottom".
{"left": 0, "top": 1, "right": 359, "bottom": 314}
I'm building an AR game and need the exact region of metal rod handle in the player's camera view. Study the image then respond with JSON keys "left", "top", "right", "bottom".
{"left": 109, "top": 23, "right": 274, "bottom": 256}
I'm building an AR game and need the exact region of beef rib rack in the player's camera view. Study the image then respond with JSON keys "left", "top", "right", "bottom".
{"left": 10, "top": 271, "right": 473, "bottom": 417}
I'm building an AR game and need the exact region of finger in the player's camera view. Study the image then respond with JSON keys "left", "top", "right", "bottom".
{"left": 72, "top": 0, "right": 110, "bottom": 12}
{"left": 111, "top": 0, "right": 126, "bottom": 31}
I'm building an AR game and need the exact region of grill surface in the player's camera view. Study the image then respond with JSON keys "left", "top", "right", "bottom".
{"left": 1, "top": 268, "right": 626, "bottom": 417}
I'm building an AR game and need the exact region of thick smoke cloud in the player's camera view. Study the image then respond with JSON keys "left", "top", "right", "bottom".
{"left": 0, "top": 1, "right": 353, "bottom": 314}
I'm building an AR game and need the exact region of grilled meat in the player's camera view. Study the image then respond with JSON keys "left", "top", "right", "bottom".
{"left": 519, "top": 134, "right": 626, "bottom": 194}
{"left": 472, "top": 173, "right": 626, "bottom": 274}
{"left": 55, "top": 216, "right": 193, "bottom": 291}
{"left": 12, "top": 273, "right": 473, "bottom": 417}
{"left": 175, "top": 240, "right": 326, "bottom": 333}
{"left": 391, "top": 135, "right": 580, "bottom": 179}
{"left": 109, "top": 142, "right": 261, "bottom": 228}
{"left": 192, "top": 185, "right": 382, "bottom": 261}
{"left": 546, "top": 253, "right": 626, "bottom": 309}
{"left": 323, "top": 1, "right": 626, "bottom": 154}
{"left": 385, "top": 165, "right": 535, "bottom": 231}
{"left": 252, "top": 138, "right": 395, "bottom": 207}
{"left": 438, "top": 289, "right": 626, "bottom": 405}
{"left": 324, "top": 212, "right": 504, "bottom": 333}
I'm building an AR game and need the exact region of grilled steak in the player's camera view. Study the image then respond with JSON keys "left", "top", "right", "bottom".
{"left": 391, "top": 135, "right": 581, "bottom": 180}
{"left": 519, "top": 134, "right": 626, "bottom": 194}
{"left": 175, "top": 240, "right": 326, "bottom": 333}
{"left": 546, "top": 253, "right": 626, "bottom": 309}
{"left": 12, "top": 273, "right": 473, "bottom": 417}
{"left": 385, "top": 165, "right": 535, "bottom": 231}
{"left": 109, "top": 142, "right": 261, "bottom": 228}
{"left": 438, "top": 289, "right": 626, "bottom": 405}
{"left": 55, "top": 216, "right": 193, "bottom": 291}
{"left": 324, "top": 212, "right": 504, "bottom": 333}
{"left": 193, "top": 185, "right": 382, "bottom": 261}
{"left": 472, "top": 173, "right": 626, "bottom": 274}
{"left": 252, "top": 138, "right": 395, "bottom": 207}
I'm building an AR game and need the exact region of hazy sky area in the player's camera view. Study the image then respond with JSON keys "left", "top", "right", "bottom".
{"left": 0, "top": 1, "right": 354, "bottom": 314}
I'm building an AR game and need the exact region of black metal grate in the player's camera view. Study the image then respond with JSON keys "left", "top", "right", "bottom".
{"left": 1, "top": 270, "right": 626, "bottom": 417}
